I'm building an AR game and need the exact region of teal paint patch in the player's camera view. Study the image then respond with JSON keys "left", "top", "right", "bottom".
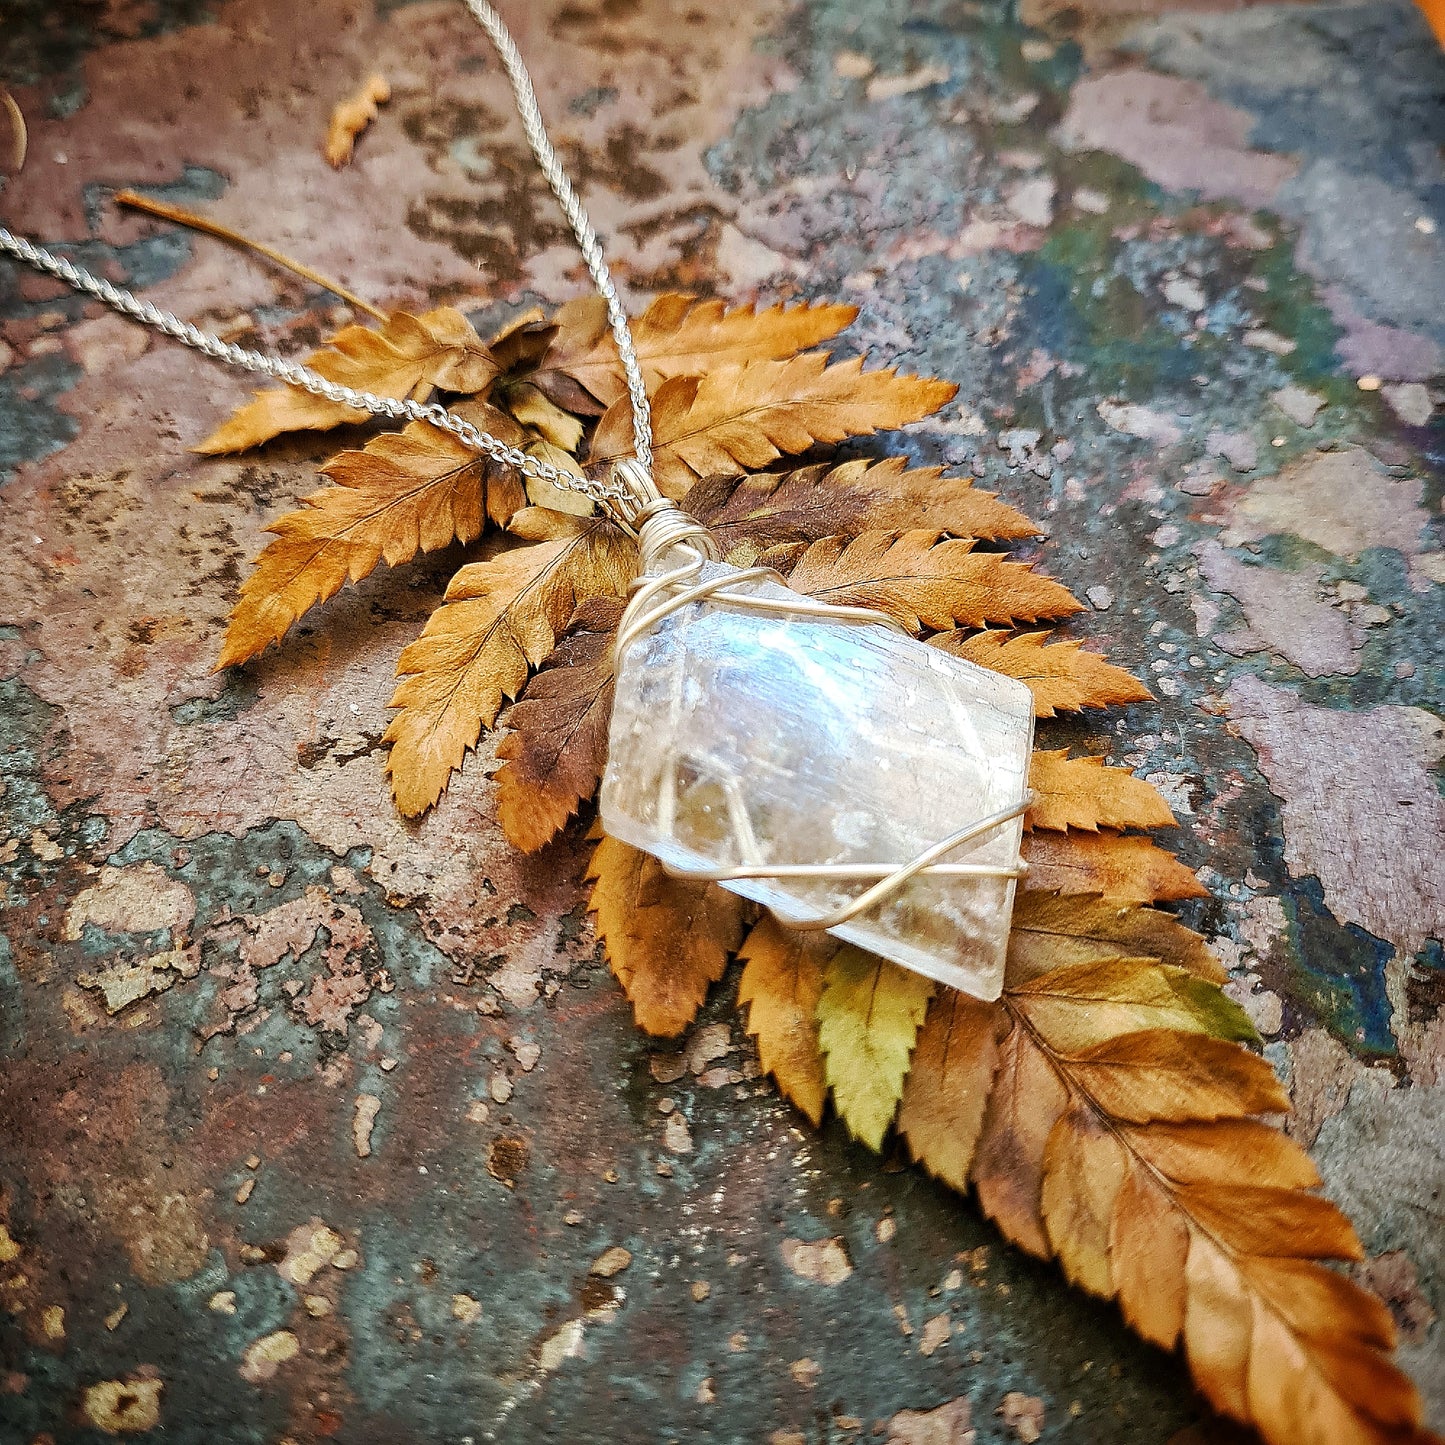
{"left": 1131, "top": 0, "right": 1445, "bottom": 350}
{"left": 0, "top": 936, "right": 22, "bottom": 1054}
{"left": 0, "top": 675, "right": 111, "bottom": 905}
{"left": 1288, "top": 548, "right": 1445, "bottom": 714}
{"left": 100, "top": 821, "right": 448, "bottom": 1067}
{"left": 1283, "top": 876, "right": 1401, "bottom": 1058}
{"left": 0, "top": 0, "right": 218, "bottom": 87}
{"left": 0, "top": 353, "right": 81, "bottom": 482}
{"left": 1248, "top": 237, "right": 1353, "bottom": 392}
{"left": 1020, "top": 233, "right": 1205, "bottom": 399}
{"left": 168, "top": 672, "right": 262, "bottom": 726}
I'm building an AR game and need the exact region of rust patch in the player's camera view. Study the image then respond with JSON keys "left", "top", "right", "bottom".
{"left": 486, "top": 1134, "right": 530, "bottom": 1188}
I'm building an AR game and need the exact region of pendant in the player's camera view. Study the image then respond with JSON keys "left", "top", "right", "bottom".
{"left": 600, "top": 538, "right": 1035, "bottom": 1002}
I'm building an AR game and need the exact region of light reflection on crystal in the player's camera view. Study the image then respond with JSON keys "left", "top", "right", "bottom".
{"left": 600, "top": 562, "right": 1035, "bottom": 1000}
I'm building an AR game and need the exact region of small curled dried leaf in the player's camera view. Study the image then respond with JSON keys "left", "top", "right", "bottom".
{"left": 486, "top": 308, "right": 558, "bottom": 377}
{"left": 324, "top": 73, "right": 391, "bottom": 168}
{"left": 2, "top": 91, "right": 26, "bottom": 174}
{"left": 505, "top": 382, "right": 585, "bottom": 452}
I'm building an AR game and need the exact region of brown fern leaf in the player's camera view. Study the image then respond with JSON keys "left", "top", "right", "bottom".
{"left": 737, "top": 916, "right": 831, "bottom": 1127}
{"left": 956, "top": 949, "right": 1435, "bottom": 1445}
{"left": 384, "top": 517, "right": 634, "bottom": 816}
{"left": 930, "top": 628, "right": 1152, "bottom": 717}
{"left": 494, "top": 596, "right": 622, "bottom": 853}
{"left": 897, "top": 987, "right": 1003, "bottom": 1191}
{"left": 1026, "top": 750, "right": 1178, "bottom": 833}
{"left": 588, "top": 834, "right": 749, "bottom": 1037}
{"left": 682, "top": 457, "right": 1041, "bottom": 562}
{"left": 1008, "top": 891, "right": 1223, "bottom": 983}
{"left": 217, "top": 410, "right": 526, "bottom": 668}
{"left": 589, "top": 353, "right": 957, "bottom": 497}
{"left": 198, "top": 307, "right": 500, "bottom": 453}
{"left": 548, "top": 293, "right": 860, "bottom": 406}
{"left": 1023, "top": 831, "right": 1207, "bottom": 903}
{"left": 971, "top": 980, "right": 1284, "bottom": 1260}
{"left": 768, "top": 529, "right": 1081, "bottom": 633}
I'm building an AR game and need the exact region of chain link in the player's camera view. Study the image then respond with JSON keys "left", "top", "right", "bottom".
{"left": 0, "top": 0, "right": 652, "bottom": 513}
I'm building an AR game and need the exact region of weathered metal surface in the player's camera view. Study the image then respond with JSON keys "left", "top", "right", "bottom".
{"left": 0, "top": 1, "right": 1441, "bottom": 1442}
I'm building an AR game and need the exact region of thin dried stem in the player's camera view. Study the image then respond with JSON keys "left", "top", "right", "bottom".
{"left": 2, "top": 92, "right": 26, "bottom": 174}
{"left": 114, "top": 189, "right": 387, "bottom": 321}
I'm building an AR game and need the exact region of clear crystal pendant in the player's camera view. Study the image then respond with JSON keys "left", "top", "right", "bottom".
{"left": 600, "top": 547, "right": 1035, "bottom": 1001}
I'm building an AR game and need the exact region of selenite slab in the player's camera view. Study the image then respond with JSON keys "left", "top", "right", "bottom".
{"left": 600, "top": 562, "right": 1035, "bottom": 1000}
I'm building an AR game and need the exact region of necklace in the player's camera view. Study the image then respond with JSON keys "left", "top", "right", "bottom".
{"left": 0, "top": 0, "right": 1034, "bottom": 1003}
{"left": 5, "top": 18, "right": 1430, "bottom": 1443}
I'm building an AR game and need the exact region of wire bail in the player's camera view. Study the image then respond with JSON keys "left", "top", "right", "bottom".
{"left": 607, "top": 460, "right": 721, "bottom": 569}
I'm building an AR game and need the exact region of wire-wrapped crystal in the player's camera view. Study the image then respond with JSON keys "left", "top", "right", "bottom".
{"left": 600, "top": 560, "right": 1035, "bottom": 1001}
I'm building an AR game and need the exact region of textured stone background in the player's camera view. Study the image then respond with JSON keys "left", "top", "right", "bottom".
{"left": 0, "top": 2, "right": 1441, "bottom": 1442}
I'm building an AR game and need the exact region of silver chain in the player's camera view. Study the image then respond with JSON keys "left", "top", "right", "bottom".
{"left": 461, "top": 0, "right": 653, "bottom": 476}
{"left": 0, "top": 229, "right": 631, "bottom": 505}
{"left": 0, "top": 0, "right": 652, "bottom": 511}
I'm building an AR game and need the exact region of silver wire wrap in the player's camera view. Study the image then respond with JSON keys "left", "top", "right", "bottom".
{"left": 615, "top": 519, "right": 1031, "bottom": 930}
{"left": 0, "top": 0, "right": 654, "bottom": 516}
